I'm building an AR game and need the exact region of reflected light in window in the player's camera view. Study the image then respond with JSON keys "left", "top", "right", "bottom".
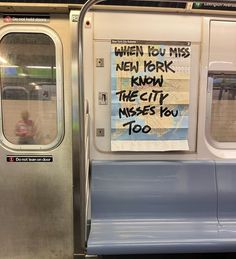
{"left": 18, "top": 73, "right": 27, "bottom": 77}
{"left": 26, "top": 65, "right": 56, "bottom": 69}
{"left": 0, "top": 65, "right": 19, "bottom": 68}
{"left": 0, "top": 57, "right": 7, "bottom": 64}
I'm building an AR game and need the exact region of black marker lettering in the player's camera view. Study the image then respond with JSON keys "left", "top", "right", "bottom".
{"left": 114, "top": 45, "right": 144, "bottom": 57}
{"left": 142, "top": 125, "right": 151, "bottom": 133}
{"left": 133, "top": 124, "right": 142, "bottom": 133}
{"left": 144, "top": 60, "right": 175, "bottom": 73}
{"left": 123, "top": 120, "right": 136, "bottom": 135}
{"left": 116, "top": 61, "right": 139, "bottom": 73}
{"left": 148, "top": 46, "right": 166, "bottom": 57}
{"left": 123, "top": 120, "right": 151, "bottom": 135}
{"left": 159, "top": 93, "right": 169, "bottom": 105}
{"left": 116, "top": 90, "right": 139, "bottom": 102}
{"left": 169, "top": 47, "right": 190, "bottom": 58}
{"left": 160, "top": 106, "right": 179, "bottom": 117}
{"left": 131, "top": 75, "right": 163, "bottom": 87}
{"left": 119, "top": 107, "right": 128, "bottom": 118}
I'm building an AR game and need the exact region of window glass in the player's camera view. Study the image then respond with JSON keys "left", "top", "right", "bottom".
{"left": 0, "top": 33, "right": 58, "bottom": 145}
{"left": 210, "top": 73, "right": 236, "bottom": 142}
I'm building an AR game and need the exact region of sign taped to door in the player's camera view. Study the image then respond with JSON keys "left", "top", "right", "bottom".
{"left": 111, "top": 40, "right": 191, "bottom": 151}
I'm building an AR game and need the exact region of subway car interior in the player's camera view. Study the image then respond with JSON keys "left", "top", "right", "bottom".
{"left": 1, "top": 0, "right": 236, "bottom": 258}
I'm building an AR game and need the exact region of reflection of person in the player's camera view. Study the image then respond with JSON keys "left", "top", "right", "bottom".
{"left": 15, "top": 110, "right": 36, "bottom": 144}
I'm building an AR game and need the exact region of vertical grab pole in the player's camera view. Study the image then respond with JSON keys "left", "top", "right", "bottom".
{"left": 74, "top": 0, "right": 104, "bottom": 256}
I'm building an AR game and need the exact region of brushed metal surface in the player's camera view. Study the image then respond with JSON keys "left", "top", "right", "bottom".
{"left": 0, "top": 14, "right": 73, "bottom": 258}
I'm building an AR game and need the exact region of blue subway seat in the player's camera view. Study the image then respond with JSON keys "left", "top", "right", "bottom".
{"left": 87, "top": 160, "right": 236, "bottom": 255}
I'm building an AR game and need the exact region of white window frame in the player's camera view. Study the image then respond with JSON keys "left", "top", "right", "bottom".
{"left": 206, "top": 20, "right": 236, "bottom": 150}
{"left": 206, "top": 71, "right": 236, "bottom": 150}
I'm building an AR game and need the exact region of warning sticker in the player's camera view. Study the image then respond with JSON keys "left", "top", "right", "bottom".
{"left": 3, "top": 15, "right": 50, "bottom": 23}
{"left": 7, "top": 156, "right": 53, "bottom": 162}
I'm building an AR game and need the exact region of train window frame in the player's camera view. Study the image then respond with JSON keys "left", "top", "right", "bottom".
{"left": 206, "top": 71, "right": 236, "bottom": 150}
{"left": 0, "top": 25, "right": 64, "bottom": 150}
{"left": 204, "top": 19, "right": 236, "bottom": 151}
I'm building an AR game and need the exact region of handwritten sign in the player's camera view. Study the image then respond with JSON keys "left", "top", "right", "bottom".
{"left": 111, "top": 40, "right": 191, "bottom": 151}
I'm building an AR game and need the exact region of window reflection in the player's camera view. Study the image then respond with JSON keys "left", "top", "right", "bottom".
{"left": 0, "top": 33, "right": 58, "bottom": 145}
{"left": 210, "top": 73, "right": 236, "bottom": 142}
{"left": 15, "top": 110, "right": 36, "bottom": 144}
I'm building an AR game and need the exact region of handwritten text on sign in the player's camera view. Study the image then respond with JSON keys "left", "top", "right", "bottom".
{"left": 111, "top": 40, "right": 191, "bottom": 151}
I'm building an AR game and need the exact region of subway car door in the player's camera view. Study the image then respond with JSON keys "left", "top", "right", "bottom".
{"left": 0, "top": 13, "right": 73, "bottom": 258}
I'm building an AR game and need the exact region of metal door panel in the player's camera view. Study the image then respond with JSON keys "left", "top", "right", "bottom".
{"left": 0, "top": 14, "right": 73, "bottom": 258}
